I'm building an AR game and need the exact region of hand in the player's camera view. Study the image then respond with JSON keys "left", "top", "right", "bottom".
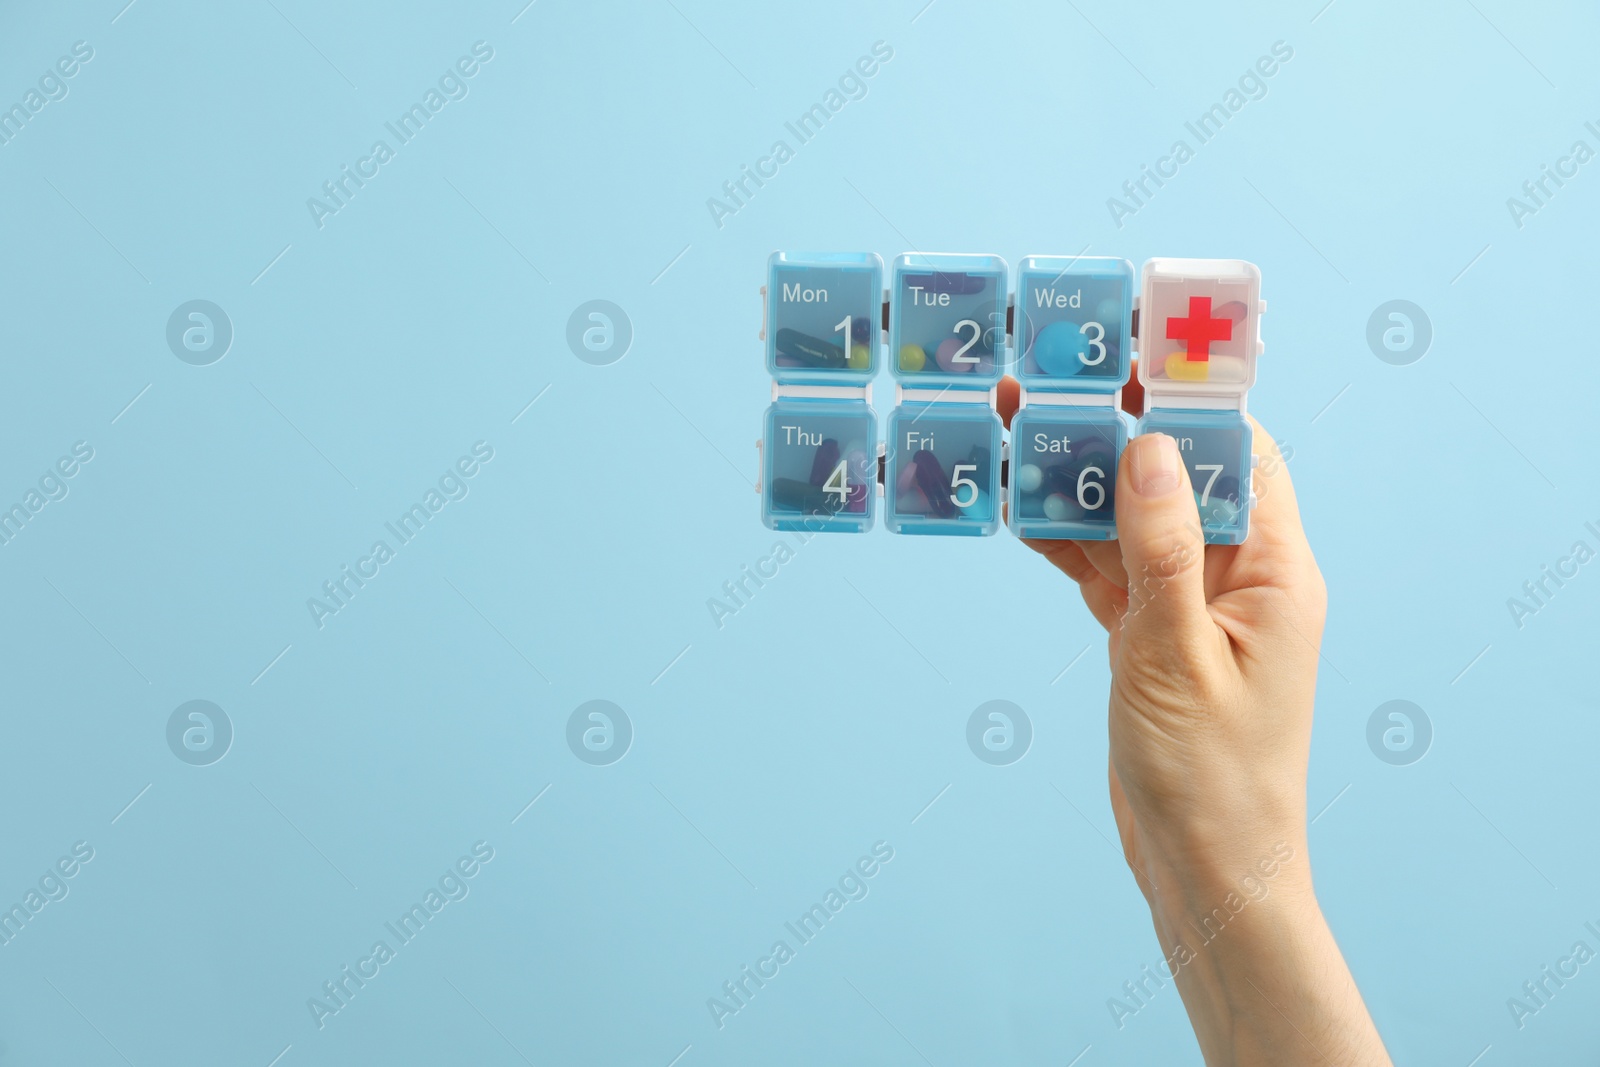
{"left": 998, "top": 372, "right": 1390, "bottom": 1065}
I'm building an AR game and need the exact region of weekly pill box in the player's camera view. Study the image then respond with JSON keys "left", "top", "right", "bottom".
{"left": 758, "top": 252, "right": 1265, "bottom": 543}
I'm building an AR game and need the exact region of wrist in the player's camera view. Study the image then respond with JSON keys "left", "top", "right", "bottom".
{"left": 1143, "top": 833, "right": 1315, "bottom": 953}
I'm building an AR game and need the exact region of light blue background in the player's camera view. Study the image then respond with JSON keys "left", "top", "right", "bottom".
{"left": 1, "top": 1, "right": 1596, "bottom": 1064}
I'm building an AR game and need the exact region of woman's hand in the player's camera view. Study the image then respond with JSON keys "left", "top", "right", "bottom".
{"left": 999, "top": 372, "right": 1390, "bottom": 1066}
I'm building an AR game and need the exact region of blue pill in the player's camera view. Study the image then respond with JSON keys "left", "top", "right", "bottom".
{"left": 1031, "top": 321, "right": 1090, "bottom": 376}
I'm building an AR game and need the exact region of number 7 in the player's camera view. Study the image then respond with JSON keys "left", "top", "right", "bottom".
{"left": 1195, "top": 464, "right": 1223, "bottom": 507}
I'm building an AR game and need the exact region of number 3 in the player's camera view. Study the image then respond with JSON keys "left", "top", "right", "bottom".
{"left": 1079, "top": 321, "right": 1106, "bottom": 365}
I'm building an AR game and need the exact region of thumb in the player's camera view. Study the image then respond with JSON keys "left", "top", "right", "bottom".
{"left": 1115, "top": 433, "right": 1210, "bottom": 643}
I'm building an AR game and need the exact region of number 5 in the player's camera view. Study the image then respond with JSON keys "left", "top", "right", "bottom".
{"left": 950, "top": 464, "right": 978, "bottom": 508}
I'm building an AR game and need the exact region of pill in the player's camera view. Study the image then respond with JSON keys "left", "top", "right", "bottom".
{"left": 1164, "top": 351, "right": 1247, "bottom": 381}
{"left": 846, "top": 343, "right": 871, "bottom": 370}
{"left": 1042, "top": 493, "right": 1078, "bottom": 522}
{"left": 963, "top": 445, "right": 992, "bottom": 492}
{"left": 1041, "top": 464, "right": 1078, "bottom": 497}
{"left": 1018, "top": 463, "right": 1043, "bottom": 492}
{"left": 898, "top": 343, "right": 927, "bottom": 372}
{"left": 1073, "top": 437, "right": 1116, "bottom": 469}
{"left": 895, "top": 488, "right": 928, "bottom": 515}
{"left": 775, "top": 328, "right": 845, "bottom": 368}
{"left": 912, "top": 450, "right": 957, "bottom": 518}
{"left": 1164, "top": 350, "right": 1210, "bottom": 381}
{"left": 1199, "top": 495, "right": 1241, "bottom": 526}
{"left": 935, "top": 336, "right": 979, "bottom": 373}
{"left": 844, "top": 449, "right": 871, "bottom": 506}
{"left": 809, "top": 438, "right": 840, "bottom": 485}
{"left": 904, "top": 271, "right": 987, "bottom": 295}
{"left": 1210, "top": 475, "right": 1241, "bottom": 504}
{"left": 959, "top": 488, "right": 992, "bottom": 521}
{"left": 851, "top": 315, "right": 871, "bottom": 342}
{"left": 1094, "top": 296, "right": 1123, "bottom": 325}
{"left": 771, "top": 478, "right": 842, "bottom": 515}
{"left": 895, "top": 455, "right": 920, "bottom": 494}
{"left": 1216, "top": 300, "right": 1247, "bottom": 321}
{"left": 1030, "top": 320, "right": 1090, "bottom": 376}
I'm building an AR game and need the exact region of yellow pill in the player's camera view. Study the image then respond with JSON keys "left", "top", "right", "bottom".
{"left": 847, "top": 343, "right": 871, "bottom": 370}
{"left": 1164, "top": 350, "right": 1210, "bottom": 382}
{"left": 898, "top": 344, "right": 926, "bottom": 372}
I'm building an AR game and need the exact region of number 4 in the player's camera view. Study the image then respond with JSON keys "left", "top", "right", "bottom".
{"left": 823, "top": 460, "right": 849, "bottom": 503}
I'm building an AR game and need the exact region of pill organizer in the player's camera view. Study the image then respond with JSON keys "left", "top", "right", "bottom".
{"left": 758, "top": 252, "right": 1264, "bottom": 544}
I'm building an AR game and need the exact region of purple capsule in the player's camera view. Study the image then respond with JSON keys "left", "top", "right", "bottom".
{"left": 912, "top": 450, "right": 957, "bottom": 518}
{"left": 904, "top": 272, "right": 988, "bottom": 295}
{"left": 809, "top": 438, "right": 841, "bottom": 486}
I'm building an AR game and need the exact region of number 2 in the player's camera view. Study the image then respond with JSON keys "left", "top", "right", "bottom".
{"left": 950, "top": 319, "right": 981, "bottom": 363}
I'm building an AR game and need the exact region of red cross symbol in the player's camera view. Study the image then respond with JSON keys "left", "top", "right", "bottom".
{"left": 1166, "top": 296, "right": 1233, "bottom": 362}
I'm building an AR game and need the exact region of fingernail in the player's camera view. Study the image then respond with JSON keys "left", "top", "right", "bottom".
{"left": 1129, "top": 434, "right": 1181, "bottom": 497}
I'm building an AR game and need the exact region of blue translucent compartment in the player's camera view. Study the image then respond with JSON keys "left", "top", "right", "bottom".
{"left": 1135, "top": 409, "right": 1254, "bottom": 545}
{"left": 761, "top": 399, "right": 876, "bottom": 533}
{"left": 766, "top": 252, "right": 883, "bottom": 385}
{"left": 1014, "top": 256, "right": 1134, "bottom": 392}
{"left": 885, "top": 402, "right": 1002, "bottom": 536}
{"left": 1008, "top": 407, "right": 1128, "bottom": 541}
{"left": 889, "top": 254, "right": 1007, "bottom": 385}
